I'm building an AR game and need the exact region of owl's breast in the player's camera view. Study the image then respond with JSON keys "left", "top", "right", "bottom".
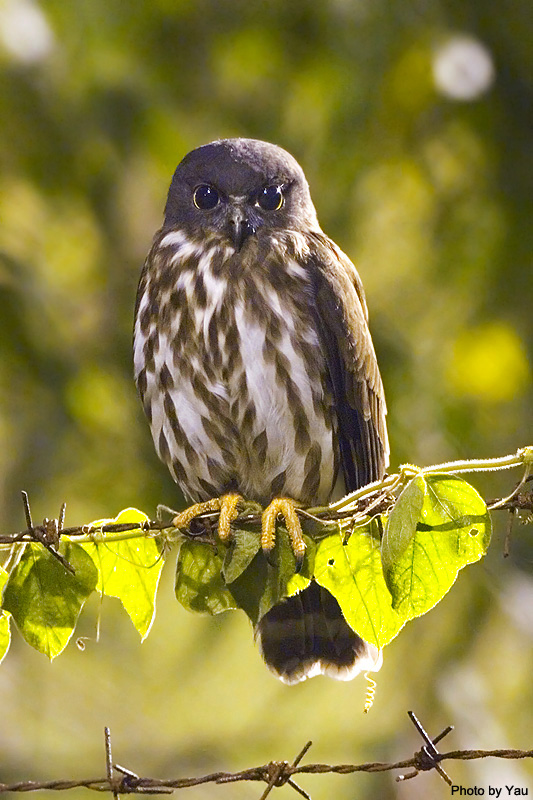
{"left": 134, "top": 231, "right": 339, "bottom": 505}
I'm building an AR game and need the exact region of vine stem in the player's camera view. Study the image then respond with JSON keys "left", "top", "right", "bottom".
{"left": 69, "top": 530, "right": 164, "bottom": 545}
{"left": 416, "top": 448, "right": 531, "bottom": 475}
{"left": 330, "top": 447, "right": 532, "bottom": 512}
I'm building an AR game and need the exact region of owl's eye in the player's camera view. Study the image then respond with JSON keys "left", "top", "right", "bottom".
{"left": 256, "top": 185, "right": 284, "bottom": 211}
{"left": 193, "top": 184, "right": 220, "bottom": 210}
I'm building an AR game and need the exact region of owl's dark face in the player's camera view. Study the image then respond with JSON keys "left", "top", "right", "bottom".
{"left": 163, "top": 138, "right": 320, "bottom": 250}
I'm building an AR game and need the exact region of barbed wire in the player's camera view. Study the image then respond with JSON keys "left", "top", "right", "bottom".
{"left": 0, "top": 448, "right": 531, "bottom": 563}
{"left": 0, "top": 479, "right": 531, "bottom": 550}
{"left": 0, "top": 714, "right": 531, "bottom": 798}
{"left": 0, "top": 492, "right": 384, "bottom": 543}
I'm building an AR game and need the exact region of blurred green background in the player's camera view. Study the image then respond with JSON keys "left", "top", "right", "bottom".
{"left": 0, "top": 1, "right": 532, "bottom": 798}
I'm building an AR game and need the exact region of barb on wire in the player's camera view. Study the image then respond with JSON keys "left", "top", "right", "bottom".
{"left": 396, "top": 710, "right": 454, "bottom": 784}
{"left": 257, "top": 741, "right": 314, "bottom": 800}
{"left": 104, "top": 727, "right": 120, "bottom": 800}
{"left": 21, "top": 490, "right": 33, "bottom": 530}
{"left": 13, "top": 492, "right": 76, "bottom": 575}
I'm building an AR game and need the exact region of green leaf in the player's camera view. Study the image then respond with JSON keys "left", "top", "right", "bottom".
{"left": 176, "top": 529, "right": 315, "bottom": 624}
{"left": 381, "top": 473, "right": 491, "bottom": 620}
{"left": 228, "top": 531, "right": 315, "bottom": 626}
{"left": 221, "top": 529, "right": 261, "bottom": 584}
{"left": 314, "top": 524, "right": 404, "bottom": 649}
{"left": 80, "top": 508, "right": 164, "bottom": 640}
{"left": 175, "top": 540, "right": 239, "bottom": 615}
{"left": 286, "top": 571, "right": 311, "bottom": 597}
{"left": 2, "top": 543, "right": 98, "bottom": 659}
{"left": 0, "top": 567, "right": 11, "bottom": 664}
{"left": 0, "top": 613, "right": 10, "bottom": 664}
{"left": 380, "top": 476, "right": 425, "bottom": 570}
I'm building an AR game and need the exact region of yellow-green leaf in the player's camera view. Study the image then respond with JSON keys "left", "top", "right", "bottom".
{"left": 381, "top": 474, "right": 491, "bottom": 619}
{"left": 81, "top": 508, "right": 163, "bottom": 640}
{"left": 314, "top": 525, "right": 404, "bottom": 649}
{"left": 380, "top": 476, "right": 425, "bottom": 569}
{"left": 0, "top": 613, "right": 10, "bottom": 664}
{"left": 2, "top": 543, "right": 98, "bottom": 660}
{"left": 286, "top": 572, "right": 311, "bottom": 597}
{"left": 0, "top": 567, "right": 11, "bottom": 664}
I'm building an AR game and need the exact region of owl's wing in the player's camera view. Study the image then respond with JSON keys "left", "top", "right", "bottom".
{"left": 307, "top": 232, "right": 389, "bottom": 492}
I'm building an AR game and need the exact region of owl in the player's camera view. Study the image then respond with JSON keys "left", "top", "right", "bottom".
{"left": 134, "top": 138, "right": 388, "bottom": 683}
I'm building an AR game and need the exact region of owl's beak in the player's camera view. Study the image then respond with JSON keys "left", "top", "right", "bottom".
{"left": 227, "top": 209, "right": 255, "bottom": 251}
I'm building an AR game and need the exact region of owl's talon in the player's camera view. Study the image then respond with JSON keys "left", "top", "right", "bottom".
{"left": 263, "top": 546, "right": 277, "bottom": 568}
{"left": 293, "top": 550, "right": 305, "bottom": 575}
{"left": 172, "top": 499, "right": 221, "bottom": 530}
{"left": 261, "top": 497, "right": 306, "bottom": 572}
{"left": 172, "top": 494, "right": 242, "bottom": 542}
{"left": 217, "top": 493, "right": 242, "bottom": 542}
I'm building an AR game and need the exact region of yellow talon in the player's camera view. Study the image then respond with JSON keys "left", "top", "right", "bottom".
{"left": 172, "top": 498, "right": 222, "bottom": 530}
{"left": 172, "top": 494, "right": 242, "bottom": 542}
{"left": 217, "top": 493, "right": 242, "bottom": 541}
{"left": 173, "top": 494, "right": 305, "bottom": 571}
{"left": 261, "top": 497, "right": 306, "bottom": 571}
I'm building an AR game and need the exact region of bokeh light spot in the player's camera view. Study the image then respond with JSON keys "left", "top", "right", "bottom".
{"left": 0, "top": 0, "right": 54, "bottom": 64}
{"left": 447, "top": 322, "right": 530, "bottom": 402}
{"left": 433, "top": 35, "right": 495, "bottom": 101}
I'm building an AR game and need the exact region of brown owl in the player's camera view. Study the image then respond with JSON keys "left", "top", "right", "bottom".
{"left": 134, "top": 138, "right": 388, "bottom": 683}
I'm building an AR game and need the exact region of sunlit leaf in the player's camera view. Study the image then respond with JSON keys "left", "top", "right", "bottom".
{"left": 0, "top": 613, "right": 10, "bottom": 665}
{"left": 175, "top": 540, "right": 238, "bottom": 615}
{"left": 382, "top": 474, "right": 491, "bottom": 619}
{"left": 81, "top": 508, "right": 164, "bottom": 640}
{"left": 314, "top": 524, "right": 404, "bottom": 649}
{"left": 0, "top": 568, "right": 11, "bottom": 664}
{"left": 380, "top": 476, "right": 425, "bottom": 569}
{"left": 2, "top": 543, "right": 98, "bottom": 660}
{"left": 286, "top": 571, "right": 311, "bottom": 597}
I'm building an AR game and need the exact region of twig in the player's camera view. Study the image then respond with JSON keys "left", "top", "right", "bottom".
{"left": 330, "top": 446, "right": 533, "bottom": 512}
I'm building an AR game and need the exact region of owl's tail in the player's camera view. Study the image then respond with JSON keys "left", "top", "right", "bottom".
{"left": 256, "top": 581, "right": 382, "bottom": 684}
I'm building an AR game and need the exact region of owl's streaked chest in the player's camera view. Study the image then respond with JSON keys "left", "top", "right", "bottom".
{"left": 134, "top": 230, "right": 338, "bottom": 505}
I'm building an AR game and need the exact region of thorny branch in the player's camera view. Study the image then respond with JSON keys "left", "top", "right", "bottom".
{"left": 0, "top": 715, "right": 531, "bottom": 798}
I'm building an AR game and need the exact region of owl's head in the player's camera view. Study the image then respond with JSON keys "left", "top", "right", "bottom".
{"left": 163, "top": 138, "right": 319, "bottom": 250}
